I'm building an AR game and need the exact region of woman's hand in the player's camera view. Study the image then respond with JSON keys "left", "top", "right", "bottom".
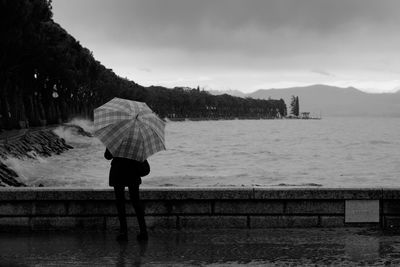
{"left": 104, "top": 148, "right": 113, "bottom": 160}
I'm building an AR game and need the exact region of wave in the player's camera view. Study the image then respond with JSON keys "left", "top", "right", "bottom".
{"left": 52, "top": 118, "right": 100, "bottom": 146}
{"left": 3, "top": 155, "right": 47, "bottom": 185}
{"left": 369, "top": 140, "right": 393, "bottom": 145}
{"left": 272, "top": 183, "right": 323, "bottom": 187}
{"left": 3, "top": 118, "right": 100, "bottom": 186}
{"left": 65, "top": 118, "right": 95, "bottom": 133}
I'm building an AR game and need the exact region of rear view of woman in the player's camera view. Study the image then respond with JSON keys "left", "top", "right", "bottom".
{"left": 104, "top": 148, "right": 149, "bottom": 241}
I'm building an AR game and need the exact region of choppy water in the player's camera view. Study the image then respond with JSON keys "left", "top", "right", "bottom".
{"left": 6, "top": 117, "right": 400, "bottom": 188}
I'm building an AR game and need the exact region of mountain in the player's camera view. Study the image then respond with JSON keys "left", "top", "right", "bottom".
{"left": 247, "top": 84, "right": 400, "bottom": 117}
{"left": 207, "top": 89, "right": 247, "bottom": 98}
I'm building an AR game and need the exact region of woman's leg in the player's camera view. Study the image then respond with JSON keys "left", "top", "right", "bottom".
{"left": 128, "top": 184, "right": 148, "bottom": 239}
{"left": 113, "top": 186, "right": 128, "bottom": 235}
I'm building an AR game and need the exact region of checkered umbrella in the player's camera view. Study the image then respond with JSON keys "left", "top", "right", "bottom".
{"left": 93, "top": 98, "right": 166, "bottom": 161}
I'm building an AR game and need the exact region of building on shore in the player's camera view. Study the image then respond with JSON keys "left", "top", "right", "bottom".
{"left": 300, "top": 112, "right": 310, "bottom": 119}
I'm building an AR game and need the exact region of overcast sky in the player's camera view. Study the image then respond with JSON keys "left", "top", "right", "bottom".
{"left": 52, "top": 0, "right": 400, "bottom": 93}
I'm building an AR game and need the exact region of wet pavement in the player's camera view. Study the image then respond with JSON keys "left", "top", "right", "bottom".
{"left": 1, "top": 228, "right": 400, "bottom": 266}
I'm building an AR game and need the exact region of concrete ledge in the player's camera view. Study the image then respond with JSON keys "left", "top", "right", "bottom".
{"left": 180, "top": 216, "right": 248, "bottom": 229}
{"left": 214, "top": 200, "right": 284, "bottom": 214}
{"left": 1, "top": 188, "right": 399, "bottom": 231}
{"left": 254, "top": 188, "right": 383, "bottom": 200}
{"left": 285, "top": 200, "right": 344, "bottom": 214}
{"left": 383, "top": 200, "right": 400, "bottom": 214}
{"left": 0, "top": 187, "right": 388, "bottom": 201}
{"left": 320, "top": 216, "right": 345, "bottom": 227}
{"left": 250, "top": 216, "right": 319, "bottom": 228}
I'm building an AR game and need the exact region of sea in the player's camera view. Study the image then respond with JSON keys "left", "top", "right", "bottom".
{"left": 5, "top": 117, "right": 400, "bottom": 188}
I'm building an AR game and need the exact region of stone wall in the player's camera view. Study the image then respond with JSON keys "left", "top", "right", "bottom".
{"left": 1, "top": 188, "right": 399, "bottom": 232}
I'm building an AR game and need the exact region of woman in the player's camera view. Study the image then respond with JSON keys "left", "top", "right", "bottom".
{"left": 104, "top": 148, "right": 150, "bottom": 241}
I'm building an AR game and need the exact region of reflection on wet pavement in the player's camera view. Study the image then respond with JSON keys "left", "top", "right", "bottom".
{"left": 1, "top": 228, "right": 400, "bottom": 266}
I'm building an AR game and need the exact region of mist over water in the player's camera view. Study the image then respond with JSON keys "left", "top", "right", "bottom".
{"left": 7, "top": 117, "right": 400, "bottom": 188}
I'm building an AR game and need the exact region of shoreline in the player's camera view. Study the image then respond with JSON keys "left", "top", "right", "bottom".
{"left": 166, "top": 117, "right": 279, "bottom": 121}
{"left": 166, "top": 116, "right": 321, "bottom": 121}
{"left": 0, "top": 125, "right": 92, "bottom": 187}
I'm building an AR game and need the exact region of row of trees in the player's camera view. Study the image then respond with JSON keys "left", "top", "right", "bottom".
{"left": 145, "top": 86, "right": 286, "bottom": 119}
{"left": 0, "top": 0, "right": 287, "bottom": 130}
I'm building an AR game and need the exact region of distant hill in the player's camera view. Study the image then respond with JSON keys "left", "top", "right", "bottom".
{"left": 208, "top": 89, "right": 247, "bottom": 98}
{"left": 244, "top": 84, "right": 400, "bottom": 117}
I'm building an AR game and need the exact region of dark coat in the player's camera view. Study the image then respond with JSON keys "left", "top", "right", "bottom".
{"left": 104, "top": 149, "right": 150, "bottom": 187}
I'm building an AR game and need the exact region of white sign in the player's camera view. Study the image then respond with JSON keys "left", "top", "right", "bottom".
{"left": 345, "top": 200, "right": 380, "bottom": 223}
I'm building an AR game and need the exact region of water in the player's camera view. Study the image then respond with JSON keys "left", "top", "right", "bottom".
{"left": 1, "top": 228, "right": 399, "bottom": 266}
{"left": 6, "top": 117, "right": 400, "bottom": 188}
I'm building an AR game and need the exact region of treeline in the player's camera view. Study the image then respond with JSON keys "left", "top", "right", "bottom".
{"left": 0, "top": 0, "right": 287, "bottom": 130}
{"left": 144, "top": 86, "right": 286, "bottom": 119}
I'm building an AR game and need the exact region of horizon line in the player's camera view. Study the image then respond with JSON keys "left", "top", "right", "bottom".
{"left": 146, "top": 83, "right": 400, "bottom": 95}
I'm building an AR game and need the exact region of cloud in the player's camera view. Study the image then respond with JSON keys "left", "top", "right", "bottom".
{"left": 52, "top": 0, "right": 400, "bottom": 93}
{"left": 311, "top": 70, "right": 334, "bottom": 77}
{"left": 138, "top": 67, "right": 152, "bottom": 73}
{"left": 54, "top": 0, "right": 400, "bottom": 53}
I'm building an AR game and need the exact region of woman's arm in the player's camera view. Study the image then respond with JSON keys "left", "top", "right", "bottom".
{"left": 138, "top": 160, "right": 150, "bottom": 177}
{"left": 104, "top": 149, "right": 113, "bottom": 160}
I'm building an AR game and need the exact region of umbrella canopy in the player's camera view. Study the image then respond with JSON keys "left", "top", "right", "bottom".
{"left": 94, "top": 97, "right": 166, "bottom": 161}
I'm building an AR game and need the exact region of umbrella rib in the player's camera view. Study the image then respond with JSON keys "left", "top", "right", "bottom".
{"left": 138, "top": 116, "right": 165, "bottom": 142}
{"left": 138, "top": 125, "right": 152, "bottom": 160}
{"left": 94, "top": 119, "right": 132, "bottom": 135}
{"left": 95, "top": 120, "right": 134, "bottom": 154}
{"left": 133, "top": 123, "right": 145, "bottom": 161}
{"left": 138, "top": 122, "right": 165, "bottom": 159}
{"left": 136, "top": 120, "right": 164, "bottom": 141}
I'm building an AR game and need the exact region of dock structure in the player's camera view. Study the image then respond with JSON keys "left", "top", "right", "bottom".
{"left": 300, "top": 112, "right": 310, "bottom": 119}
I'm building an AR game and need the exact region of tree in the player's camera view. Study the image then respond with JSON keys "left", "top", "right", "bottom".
{"left": 290, "top": 95, "right": 299, "bottom": 116}
{"left": 0, "top": 0, "right": 53, "bottom": 128}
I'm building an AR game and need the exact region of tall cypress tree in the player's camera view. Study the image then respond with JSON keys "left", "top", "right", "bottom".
{"left": 290, "top": 95, "right": 296, "bottom": 116}
{"left": 290, "top": 95, "right": 300, "bottom": 116}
